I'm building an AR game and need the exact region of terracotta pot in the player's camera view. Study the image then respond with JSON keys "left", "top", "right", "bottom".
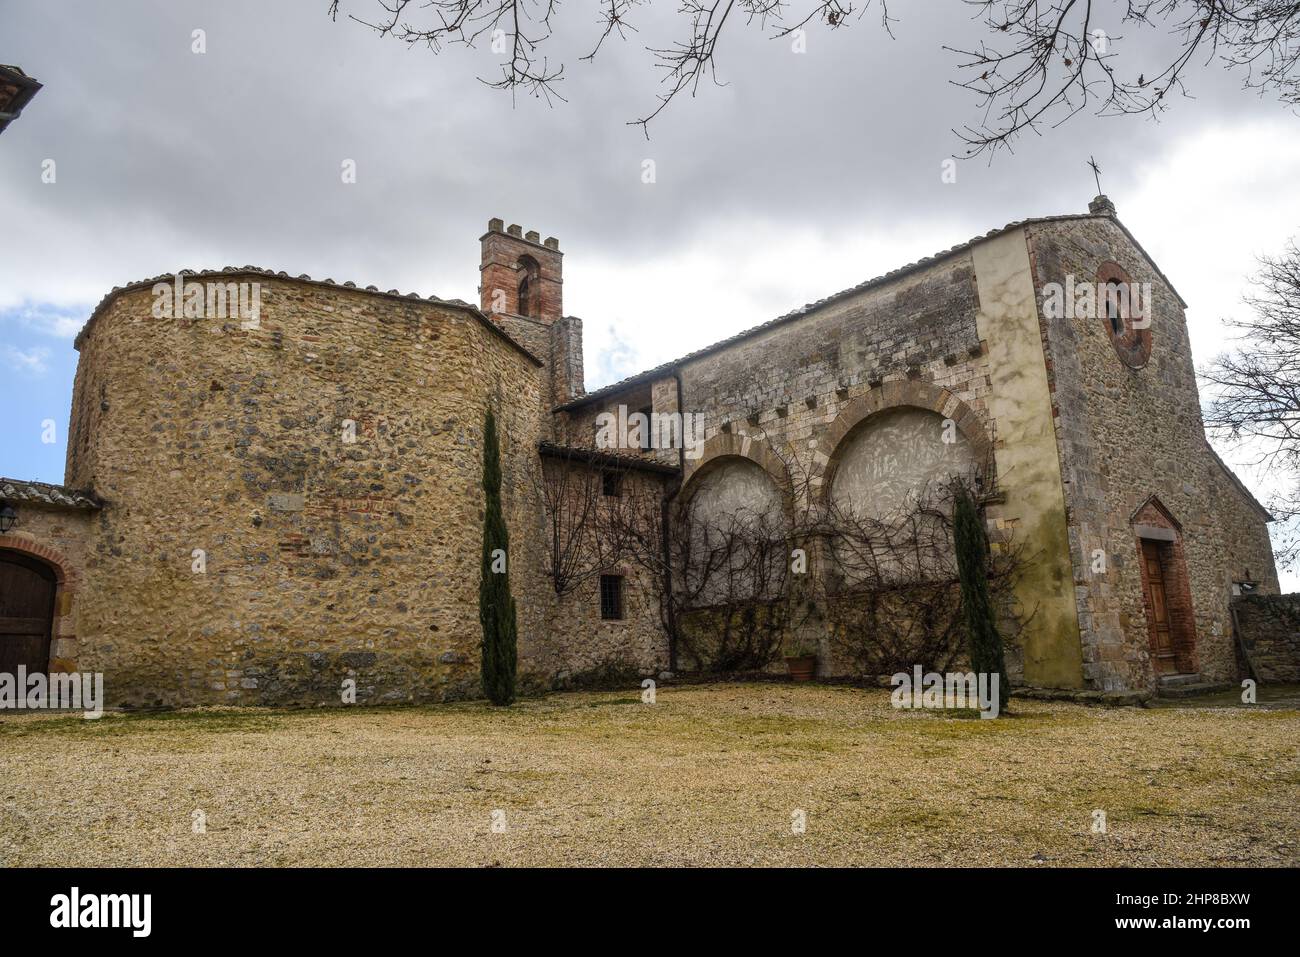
{"left": 785, "top": 655, "right": 817, "bottom": 682}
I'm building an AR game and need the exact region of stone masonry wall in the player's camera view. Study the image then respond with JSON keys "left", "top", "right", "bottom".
{"left": 1028, "top": 216, "right": 1279, "bottom": 692}
{"left": 1232, "top": 594, "right": 1300, "bottom": 683}
{"left": 679, "top": 253, "right": 986, "bottom": 479}
{"left": 561, "top": 250, "right": 1062, "bottom": 679}
{"left": 568, "top": 254, "right": 991, "bottom": 480}
{"left": 65, "top": 277, "right": 554, "bottom": 708}
{"left": 524, "top": 461, "right": 673, "bottom": 685}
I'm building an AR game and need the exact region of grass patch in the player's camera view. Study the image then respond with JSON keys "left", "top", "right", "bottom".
{"left": 0, "top": 682, "right": 1295, "bottom": 867}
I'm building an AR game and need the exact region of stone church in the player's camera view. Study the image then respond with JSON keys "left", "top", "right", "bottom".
{"left": 0, "top": 197, "right": 1278, "bottom": 707}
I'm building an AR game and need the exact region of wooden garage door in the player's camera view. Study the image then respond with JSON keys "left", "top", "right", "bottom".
{"left": 0, "top": 550, "right": 57, "bottom": 676}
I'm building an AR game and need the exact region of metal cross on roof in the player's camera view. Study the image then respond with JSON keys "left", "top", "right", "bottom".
{"left": 1088, "top": 155, "right": 1103, "bottom": 196}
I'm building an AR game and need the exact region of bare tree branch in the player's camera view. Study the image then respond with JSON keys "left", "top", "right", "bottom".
{"left": 950, "top": 1, "right": 1300, "bottom": 156}
{"left": 329, "top": 0, "right": 884, "bottom": 134}
{"left": 1203, "top": 237, "right": 1300, "bottom": 568}
{"left": 330, "top": 1, "right": 1300, "bottom": 142}
{"left": 824, "top": 475, "right": 1032, "bottom": 676}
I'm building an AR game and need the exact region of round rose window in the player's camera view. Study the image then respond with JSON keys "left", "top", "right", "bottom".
{"left": 1097, "top": 261, "right": 1151, "bottom": 369}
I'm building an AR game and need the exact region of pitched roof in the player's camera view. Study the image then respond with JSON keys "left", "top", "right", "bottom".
{"left": 555, "top": 209, "right": 1186, "bottom": 411}
{"left": 1204, "top": 443, "right": 1274, "bottom": 522}
{"left": 73, "top": 267, "right": 542, "bottom": 366}
{"left": 0, "top": 64, "right": 42, "bottom": 135}
{"left": 538, "top": 441, "right": 680, "bottom": 475}
{"left": 0, "top": 478, "right": 100, "bottom": 510}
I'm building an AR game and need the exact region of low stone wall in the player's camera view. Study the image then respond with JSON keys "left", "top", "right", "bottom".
{"left": 1232, "top": 594, "right": 1300, "bottom": 683}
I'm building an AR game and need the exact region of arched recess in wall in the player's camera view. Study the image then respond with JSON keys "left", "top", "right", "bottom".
{"left": 816, "top": 392, "right": 990, "bottom": 590}
{"left": 682, "top": 454, "right": 788, "bottom": 528}
{"left": 813, "top": 384, "right": 994, "bottom": 507}
{"left": 0, "top": 536, "right": 73, "bottom": 676}
{"left": 828, "top": 407, "right": 979, "bottom": 520}
{"left": 678, "top": 450, "right": 791, "bottom": 610}
{"left": 827, "top": 407, "right": 980, "bottom": 589}
{"left": 684, "top": 431, "right": 793, "bottom": 510}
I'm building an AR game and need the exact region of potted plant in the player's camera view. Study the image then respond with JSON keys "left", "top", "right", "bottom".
{"left": 784, "top": 643, "right": 818, "bottom": 682}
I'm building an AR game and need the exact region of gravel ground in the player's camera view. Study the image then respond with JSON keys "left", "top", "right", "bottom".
{"left": 1, "top": 683, "right": 1295, "bottom": 867}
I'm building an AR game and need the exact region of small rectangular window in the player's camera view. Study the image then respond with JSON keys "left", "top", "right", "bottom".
{"left": 602, "top": 470, "right": 622, "bottom": 497}
{"left": 600, "top": 574, "right": 625, "bottom": 620}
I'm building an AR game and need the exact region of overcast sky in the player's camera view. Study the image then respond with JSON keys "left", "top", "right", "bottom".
{"left": 3, "top": 0, "right": 1299, "bottom": 577}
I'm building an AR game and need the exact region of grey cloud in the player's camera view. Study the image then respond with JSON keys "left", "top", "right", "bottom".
{"left": 0, "top": 0, "right": 1294, "bottom": 364}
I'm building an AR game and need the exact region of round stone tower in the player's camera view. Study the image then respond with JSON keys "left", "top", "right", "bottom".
{"left": 65, "top": 271, "right": 544, "bottom": 707}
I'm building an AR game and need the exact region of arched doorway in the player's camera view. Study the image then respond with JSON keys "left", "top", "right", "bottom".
{"left": 1131, "top": 497, "right": 1198, "bottom": 676}
{"left": 0, "top": 549, "right": 57, "bottom": 676}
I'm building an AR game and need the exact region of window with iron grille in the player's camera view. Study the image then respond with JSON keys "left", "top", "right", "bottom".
{"left": 600, "top": 574, "right": 625, "bottom": 620}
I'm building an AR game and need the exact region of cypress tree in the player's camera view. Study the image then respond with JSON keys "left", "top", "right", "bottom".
{"left": 479, "top": 407, "right": 517, "bottom": 706}
{"left": 954, "top": 487, "right": 1009, "bottom": 713}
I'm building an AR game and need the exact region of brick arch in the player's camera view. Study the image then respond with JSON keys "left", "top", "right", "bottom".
{"left": 0, "top": 534, "right": 79, "bottom": 673}
{"left": 516, "top": 254, "right": 542, "bottom": 318}
{"left": 681, "top": 431, "right": 794, "bottom": 513}
{"left": 0, "top": 534, "right": 73, "bottom": 584}
{"left": 1130, "top": 494, "right": 1182, "bottom": 531}
{"left": 811, "top": 381, "right": 994, "bottom": 502}
{"left": 684, "top": 431, "right": 792, "bottom": 491}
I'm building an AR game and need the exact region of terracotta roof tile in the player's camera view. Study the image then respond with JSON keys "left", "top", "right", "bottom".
{"left": 0, "top": 478, "right": 100, "bottom": 510}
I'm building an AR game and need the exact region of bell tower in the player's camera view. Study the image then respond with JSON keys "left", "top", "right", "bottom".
{"left": 478, "top": 218, "right": 583, "bottom": 406}
{"left": 479, "top": 219, "right": 563, "bottom": 323}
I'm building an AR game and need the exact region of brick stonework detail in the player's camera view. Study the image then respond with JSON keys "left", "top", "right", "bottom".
{"left": 1097, "top": 260, "right": 1153, "bottom": 369}
{"left": 477, "top": 220, "right": 583, "bottom": 409}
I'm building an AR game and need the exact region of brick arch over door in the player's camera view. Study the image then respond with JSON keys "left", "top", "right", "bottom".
{"left": 0, "top": 535, "right": 78, "bottom": 674}
{"left": 1130, "top": 494, "right": 1183, "bottom": 532}
{"left": 1130, "top": 496, "right": 1198, "bottom": 676}
{"left": 811, "top": 382, "right": 994, "bottom": 503}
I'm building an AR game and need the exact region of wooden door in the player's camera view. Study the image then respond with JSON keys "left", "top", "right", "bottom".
{"left": 0, "top": 550, "right": 56, "bottom": 676}
{"left": 1141, "top": 540, "right": 1177, "bottom": 675}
